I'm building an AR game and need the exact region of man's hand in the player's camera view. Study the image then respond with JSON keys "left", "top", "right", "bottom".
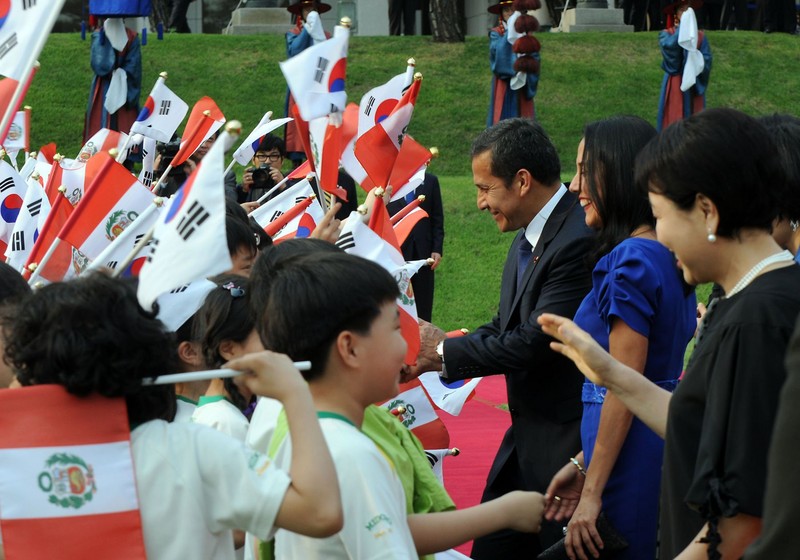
{"left": 242, "top": 167, "right": 254, "bottom": 192}
{"left": 269, "top": 165, "right": 285, "bottom": 185}
{"left": 430, "top": 252, "right": 442, "bottom": 271}
{"left": 402, "top": 320, "right": 446, "bottom": 382}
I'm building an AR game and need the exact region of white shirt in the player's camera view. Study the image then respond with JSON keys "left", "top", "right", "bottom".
{"left": 245, "top": 396, "right": 284, "bottom": 453}
{"left": 523, "top": 184, "right": 568, "bottom": 250}
{"left": 173, "top": 396, "right": 197, "bottom": 423}
{"left": 132, "top": 420, "right": 291, "bottom": 560}
{"left": 274, "top": 415, "right": 418, "bottom": 560}
{"left": 191, "top": 396, "right": 249, "bottom": 443}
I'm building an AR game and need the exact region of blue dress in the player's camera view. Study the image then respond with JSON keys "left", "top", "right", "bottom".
{"left": 573, "top": 238, "right": 696, "bottom": 560}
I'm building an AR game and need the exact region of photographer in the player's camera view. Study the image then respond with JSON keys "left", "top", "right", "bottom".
{"left": 235, "top": 134, "right": 286, "bottom": 204}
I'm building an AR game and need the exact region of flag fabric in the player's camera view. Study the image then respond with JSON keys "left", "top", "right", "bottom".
{"left": 44, "top": 157, "right": 87, "bottom": 207}
{"left": 263, "top": 196, "right": 317, "bottom": 239}
{"left": 58, "top": 153, "right": 155, "bottom": 261}
{"left": 379, "top": 379, "right": 450, "bottom": 450}
{"left": 384, "top": 137, "right": 431, "bottom": 202}
{"left": 137, "top": 129, "right": 232, "bottom": 310}
{"left": 130, "top": 77, "right": 189, "bottom": 143}
{"left": 354, "top": 77, "right": 421, "bottom": 191}
{"left": 232, "top": 113, "right": 293, "bottom": 166}
{"left": 418, "top": 372, "right": 481, "bottom": 416}
{"left": 17, "top": 152, "right": 36, "bottom": 181}
{"left": 0, "top": 385, "right": 146, "bottom": 560}
{"left": 85, "top": 202, "right": 164, "bottom": 278}
{"left": 0, "top": 160, "right": 27, "bottom": 247}
{"left": 249, "top": 178, "right": 319, "bottom": 237}
{"left": 171, "top": 96, "right": 226, "bottom": 168}
{"left": 76, "top": 128, "right": 129, "bottom": 163}
{"left": 5, "top": 176, "right": 51, "bottom": 272}
{"left": 394, "top": 206, "right": 429, "bottom": 246}
{"left": 279, "top": 30, "right": 349, "bottom": 121}
{"left": 2, "top": 108, "right": 29, "bottom": 154}
{"left": 137, "top": 136, "right": 157, "bottom": 189}
{"left": 425, "top": 448, "right": 452, "bottom": 485}
{"left": 336, "top": 211, "right": 423, "bottom": 365}
{"left": 22, "top": 193, "right": 75, "bottom": 282}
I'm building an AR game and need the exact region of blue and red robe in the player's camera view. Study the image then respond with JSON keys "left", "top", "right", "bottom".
{"left": 487, "top": 24, "right": 539, "bottom": 127}
{"left": 657, "top": 27, "right": 712, "bottom": 132}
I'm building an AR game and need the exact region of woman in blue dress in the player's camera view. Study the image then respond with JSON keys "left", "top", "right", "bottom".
{"left": 545, "top": 115, "right": 696, "bottom": 560}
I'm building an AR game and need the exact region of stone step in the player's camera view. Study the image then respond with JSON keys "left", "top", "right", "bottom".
{"left": 562, "top": 8, "right": 633, "bottom": 32}
{"left": 223, "top": 24, "right": 287, "bottom": 35}
{"left": 230, "top": 7, "right": 291, "bottom": 26}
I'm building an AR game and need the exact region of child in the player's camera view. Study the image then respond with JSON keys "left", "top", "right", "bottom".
{"left": 3, "top": 272, "right": 342, "bottom": 559}
{"left": 191, "top": 274, "right": 261, "bottom": 442}
{"left": 261, "top": 252, "right": 544, "bottom": 558}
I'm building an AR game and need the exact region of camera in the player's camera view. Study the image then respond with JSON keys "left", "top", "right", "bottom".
{"left": 156, "top": 138, "right": 184, "bottom": 178}
{"left": 251, "top": 163, "right": 275, "bottom": 191}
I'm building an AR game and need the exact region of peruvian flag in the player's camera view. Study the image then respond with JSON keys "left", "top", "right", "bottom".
{"left": 58, "top": 154, "right": 155, "bottom": 261}
{"left": 43, "top": 157, "right": 87, "bottom": 207}
{"left": 0, "top": 385, "right": 146, "bottom": 560}
{"left": 76, "top": 128, "right": 130, "bottom": 163}
{"left": 2, "top": 107, "right": 30, "bottom": 155}
{"left": 354, "top": 76, "right": 421, "bottom": 192}
{"left": 232, "top": 112, "right": 293, "bottom": 166}
{"left": 379, "top": 379, "right": 450, "bottom": 450}
{"left": 307, "top": 114, "right": 345, "bottom": 200}
{"left": 279, "top": 26, "right": 349, "bottom": 121}
{"left": 84, "top": 202, "right": 164, "bottom": 278}
{"left": 137, "top": 128, "right": 232, "bottom": 310}
{"left": 171, "top": 96, "right": 226, "bottom": 167}
{"left": 5, "top": 175, "right": 51, "bottom": 272}
{"left": 130, "top": 76, "right": 189, "bottom": 143}
{"left": 21, "top": 193, "right": 75, "bottom": 282}
{"left": 0, "top": 0, "right": 65, "bottom": 140}
{"left": 335, "top": 202, "right": 424, "bottom": 366}
{"left": 0, "top": 160, "right": 27, "bottom": 248}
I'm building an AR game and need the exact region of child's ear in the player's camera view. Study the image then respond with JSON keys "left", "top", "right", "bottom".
{"left": 178, "top": 341, "right": 203, "bottom": 368}
{"left": 218, "top": 340, "right": 239, "bottom": 361}
{"left": 335, "top": 330, "right": 360, "bottom": 367}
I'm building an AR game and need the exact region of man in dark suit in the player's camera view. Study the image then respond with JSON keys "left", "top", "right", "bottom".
{"left": 408, "top": 118, "right": 593, "bottom": 558}
{"left": 387, "top": 172, "right": 445, "bottom": 322}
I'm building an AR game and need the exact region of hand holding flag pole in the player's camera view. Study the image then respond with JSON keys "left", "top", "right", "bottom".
{"left": 142, "top": 361, "right": 312, "bottom": 385}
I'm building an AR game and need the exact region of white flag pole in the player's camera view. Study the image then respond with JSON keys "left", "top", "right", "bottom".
{"left": 141, "top": 361, "right": 312, "bottom": 385}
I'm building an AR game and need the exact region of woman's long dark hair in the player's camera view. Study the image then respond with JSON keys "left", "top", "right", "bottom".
{"left": 581, "top": 115, "right": 657, "bottom": 265}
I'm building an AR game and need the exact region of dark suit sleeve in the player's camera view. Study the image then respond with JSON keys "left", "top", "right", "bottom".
{"left": 428, "top": 175, "right": 444, "bottom": 255}
{"left": 443, "top": 235, "right": 592, "bottom": 380}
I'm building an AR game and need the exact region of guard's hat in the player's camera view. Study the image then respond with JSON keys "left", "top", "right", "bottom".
{"left": 287, "top": 1, "right": 332, "bottom": 15}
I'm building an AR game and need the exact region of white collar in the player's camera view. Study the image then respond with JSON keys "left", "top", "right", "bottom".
{"left": 523, "top": 184, "right": 567, "bottom": 249}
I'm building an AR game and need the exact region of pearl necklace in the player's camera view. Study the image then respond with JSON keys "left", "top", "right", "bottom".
{"left": 725, "top": 250, "right": 795, "bottom": 299}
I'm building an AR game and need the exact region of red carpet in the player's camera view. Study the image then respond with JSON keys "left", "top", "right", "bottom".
{"left": 438, "top": 375, "right": 510, "bottom": 556}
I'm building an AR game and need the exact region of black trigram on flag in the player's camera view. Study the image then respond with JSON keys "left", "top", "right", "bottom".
{"left": 27, "top": 199, "right": 42, "bottom": 217}
{"left": 106, "top": 260, "right": 118, "bottom": 270}
{"left": 0, "top": 177, "right": 15, "bottom": 193}
{"left": 170, "top": 284, "right": 189, "bottom": 294}
{"left": 335, "top": 231, "right": 355, "bottom": 251}
{"left": 0, "top": 33, "right": 18, "bottom": 60}
{"left": 176, "top": 201, "right": 210, "bottom": 241}
{"left": 314, "top": 57, "right": 329, "bottom": 84}
{"left": 141, "top": 170, "right": 153, "bottom": 187}
{"left": 146, "top": 238, "right": 160, "bottom": 263}
{"left": 294, "top": 196, "right": 307, "bottom": 204}
{"left": 269, "top": 210, "right": 284, "bottom": 222}
{"left": 159, "top": 100, "right": 171, "bottom": 116}
{"left": 10, "top": 231, "right": 24, "bottom": 252}
{"left": 364, "top": 96, "right": 376, "bottom": 116}
{"left": 23, "top": 0, "right": 37, "bottom": 8}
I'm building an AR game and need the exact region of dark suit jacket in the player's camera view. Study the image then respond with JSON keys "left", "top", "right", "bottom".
{"left": 387, "top": 173, "right": 444, "bottom": 321}
{"left": 443, "top": 190, "right": 593, "bottom": 494}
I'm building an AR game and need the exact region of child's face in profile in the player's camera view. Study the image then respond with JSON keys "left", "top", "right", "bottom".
{"left": 358, "top": 301, "right": 407, "bottom": 403}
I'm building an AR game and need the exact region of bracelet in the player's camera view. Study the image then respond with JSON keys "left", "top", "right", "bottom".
{"left": 570, "top": 457, "right": 587, "bottom": 477}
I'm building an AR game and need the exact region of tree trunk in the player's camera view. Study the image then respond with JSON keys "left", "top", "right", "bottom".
{"left": 429, "top": 0, "right": 464, "bottom": 42}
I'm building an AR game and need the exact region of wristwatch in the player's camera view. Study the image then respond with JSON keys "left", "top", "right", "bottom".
{"left": 435, "top": 340, "right": 444, "bottom": 363}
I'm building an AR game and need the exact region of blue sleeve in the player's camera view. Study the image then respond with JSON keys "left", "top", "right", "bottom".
{"left": 694, "top": 35, "right": 712, "bottom": 95}
{"left": 594, "top": 243, "right": 661, "bottom": 338}
{"left": 90, "top": 31, "right": 116, "bottom": 77}
{"left": 286, "top": 28, "right": 312, "bottom": 57}
{"left": 659, "top": 29, "right": 683, "bottom": 76}
{"left": 122, "top": 35, "right": 142, "bottom": 106}
{"left": 525, "top": 52, "right": 540, "bottom": 99}
{"left": 489, "top": 29, "right": 515, "bottom": 80}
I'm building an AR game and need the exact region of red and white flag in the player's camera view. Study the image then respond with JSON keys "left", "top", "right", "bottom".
{"left": 130, "top": 76, "right": 189, "bottom": 143}
{"left": 279, "top": 27, "right": 349, "bottom": 121}
{"left": 354, "top": 77, "right": 421, "bottom": 191}
{"left": 418, "top": 372, "right": 481, "bottom": 416}
{"left": 44, "top": 157, "right": 87, "bottom": 207}
{"left": 0, "top": 0, "right": 65, "bottom": 140}
{"left": 2, "top": 107, "right": 29, "bottom": 155}
{"left": 0, "top": 385, "right": 146, "bottom": 560}
{"left": 307, "top": 114, "right": 346, "bottom": 200}
{"left": 137, "top": 129, "right": 232, "bottom": 309}
{"left": 250, "top": 178, "right": 321, "bottom": 238}
{"left": 76, "top": 128, "right": 129, "bottom": 163}
{"left": 0, "top": 160, "right": 27, "bottom": 248}
{"left": 58, "top": 154, "right": 155, "bottom": 261}
{"left": 5, "top": 175, "right": 51, "bottom": 272}
{"left": 379, "top": 378, "right": 450, "bottom": 450}
{"left": 171, "top": 96, "right": 226, "bottom": 167}
{"left": 232, "top": 112, "right": 293, "bottom": 166}
{"left": 22, "top": 193, "right": 75, "bottom": 283}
